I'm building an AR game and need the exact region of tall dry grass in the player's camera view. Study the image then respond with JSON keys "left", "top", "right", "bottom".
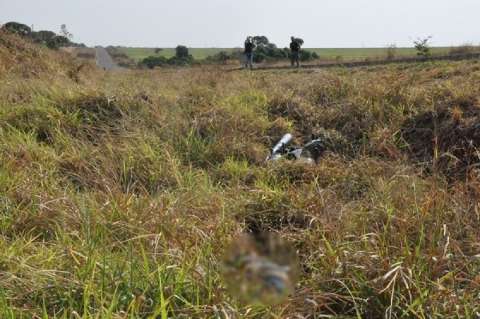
{"left": 1, "top": 32, "right": 480, "bottom": 318}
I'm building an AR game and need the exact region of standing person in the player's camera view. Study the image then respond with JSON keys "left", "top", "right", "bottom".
{"left": 290, "top": 36, "right": 301, "bottom": 68}
{"left": 244, "top": 37, "right": 255, "bottom": 69}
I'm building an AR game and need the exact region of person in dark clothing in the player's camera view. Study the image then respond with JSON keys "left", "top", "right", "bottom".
{"left": 290, "top": 36, "right": 301, "bottom": 68}
{"left": 244, "top": 37, "right": 255, "bottom": 69}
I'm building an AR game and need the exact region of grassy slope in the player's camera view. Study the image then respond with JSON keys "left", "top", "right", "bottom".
{"left": 119, "top": 46, "right": 453, "bottom": 61}
{"left": 2, "top": 31, "right": 480, "bottom": 317}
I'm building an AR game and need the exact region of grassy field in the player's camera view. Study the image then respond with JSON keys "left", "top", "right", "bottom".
{"left": 118, "top": 47, "right": 238, "bottom": 61}
{"left": 2, "top": 30, "right": 480, "bottom": 317}
{"left": 307, "top": 47, "right": 452, "bottom": 59}
{"left": 119, "top": 46, "right": 454, "bottom": 62}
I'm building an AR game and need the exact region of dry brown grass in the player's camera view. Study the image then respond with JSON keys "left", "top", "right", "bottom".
{"left": 1, "top": 32, "right": 480, "bottom": 318}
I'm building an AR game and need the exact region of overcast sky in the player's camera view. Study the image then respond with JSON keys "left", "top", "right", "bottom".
{"left": 1, "top": 0, "right": 478, "bottom": 48}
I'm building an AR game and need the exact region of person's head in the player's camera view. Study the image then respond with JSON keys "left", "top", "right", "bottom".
{"left": 291, "top": 36, "right": 295, "bottom": 42}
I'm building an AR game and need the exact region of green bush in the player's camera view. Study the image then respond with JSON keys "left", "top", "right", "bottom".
{"left": 139, "top": 47, "right": 195, "bottom": 68}
{"left": 31, "top": 30, "right": 56, "bottom": 45}
{"left": 414, "top": 36, "right": 432, "bottom": 58}
{"left": 386, "top": 44, "right": 397, "bottom": 60}
{"left": 140, "top": 56, "right": 169, "bottom": 69}
{"left": 205, "top": 51, "right": 231, "bottom": 64}
{"left": 2, "top": 21, "right": 79, "bottom": 49}
{"left": 221, "top": 35, "right": 318, "bottom": 63}
{"left": 46, "top": 35, "right": 70, "bottom": 50}
{"left": 2, "top": 22, "right": 31, "bottom": 36}
{"left": 300, "top": 50, "right": 316, "bottom": 61}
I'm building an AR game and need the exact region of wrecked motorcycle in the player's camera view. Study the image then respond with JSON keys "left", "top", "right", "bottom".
{"left": 266, "top": 133, "right": 325, "bottom": 164}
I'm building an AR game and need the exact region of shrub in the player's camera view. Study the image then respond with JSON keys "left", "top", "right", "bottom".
{"left": 414, "top": 36, "right": 432, "bottom": 58}
{"left": 256, "top": 36, "right": 318, "bottom": 63}
{"left": 205, "top": 51, "right": 231, "bottom": 64}
{"left": 140, "top": 55, "right": 169, "bottom": 69}
{"left": 253, "top": 41, "right": 285, "bottom": 63}
{"left": 31, "top": 30, "right": 56, "bottom": 44}
{"left": 46, "top": 35, "right": 70, "bottom": 50}
{"left": 386, "top": 44, "right": 397, "bottom": 60}
{"left": 2, "top": 22, "right": 80, "bottom": 49}
{"left": 2, "top": 22, "right": 31, "bottom": 36}
{"left": 299, "top": 50, "right": 312, "bottom": 62}
{"left": 168, "top": 55, "right": 194, "bottom": 66}
{"left": 139, "top": 50, "right": 194, "bottom": 68}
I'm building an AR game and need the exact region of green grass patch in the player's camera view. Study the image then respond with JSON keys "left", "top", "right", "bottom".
{"left": 119, "top": 46, "right": 454, "bottom": 62}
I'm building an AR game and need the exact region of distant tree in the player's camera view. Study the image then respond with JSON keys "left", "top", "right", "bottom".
{"left": 414, "top": 36, "right": 432, "bottom": 58}
{"left": 244, "top": 35, "right": 316, "bottom": 63}
{"left": 154, "top": 48, "right": 163, "bottom": 54}
{"left": 31, "top": 30, "right": 56, "bottom": 44}
{"left": 252, "top": 36, "right": 269, "bottom": 46}
{"left": 140, "top": 56, "right": 169, "bottom": 69}
{"left": 60, "top": 24, "right": 73, "bottom": 40}
{"left": 249, "top": 36, "right": 283, "bottom": 62}
{"left": 386, "top": 44, "right": 397, "bottom": 60}
{"left": 2, "top": 22, "right": 31, "bottom": 36}
{"left": 300, "top": 50, "right": 313, "bottom": 62}
{"left": 46, "top": 35, "right": 70, "bottom": 49}
{"left": 206, "top": 51, "right": 231, "bottom": 64}
{"left": 141, "top": 45, "right": 195, "bottom": 68}
{"left": 175, "top": 45, "right": 189, "bottom": 59}
{"left": 1, "top": 22, "right": 83, "bottom": 49}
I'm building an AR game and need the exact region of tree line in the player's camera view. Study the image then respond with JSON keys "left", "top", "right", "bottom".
{"left": 1, "top": 21, "right": 85, "bottom": 49}
{"left": 140, "top": 36, "right": 319, "bottom": 69}
{"left": 140, "top": 45, "right": 194, "bottom": 68}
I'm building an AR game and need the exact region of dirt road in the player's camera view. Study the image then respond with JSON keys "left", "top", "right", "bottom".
{"left": 230, "top": 52, "right": 480, "bottom": 72}
{"left": 95, "top": 47, "right": 119, "bottom": 70}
